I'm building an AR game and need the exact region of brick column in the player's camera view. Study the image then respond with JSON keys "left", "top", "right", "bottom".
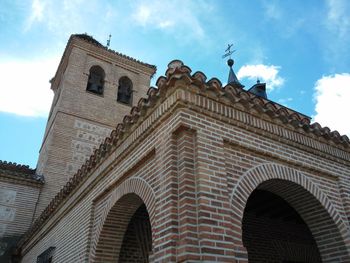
{"left": 152, "top": 123, "right": 248, "bottom": 262}
{"left": 195, "top": 130, "right": 236, "bottom": 262}
{"left": 152, "top": 131, "right": 178, "bottom": 262}
{"left": 175, "top": 127, "right": 200, "bottom": 261}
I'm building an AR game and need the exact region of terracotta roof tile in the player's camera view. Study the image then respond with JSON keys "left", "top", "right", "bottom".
{"left": 0, "top": 160, "right": 43, "bottom": 183}
{"left": 72, "top": 33, "right": 157, "bottom": 70}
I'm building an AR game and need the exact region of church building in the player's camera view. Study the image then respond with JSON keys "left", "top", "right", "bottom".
{"left": 1, "top": 34, "right": 350, "bottom": 262}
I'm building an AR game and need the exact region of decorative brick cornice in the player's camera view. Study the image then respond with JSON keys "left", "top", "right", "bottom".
{"left": 160, "top": 60, "right": 349, "bottom": 148}
{"left": 0, "top": 160, "right": 43, "bottom": 184}
{"left": 17, "top": 59, "right": 350, "bottom": 251}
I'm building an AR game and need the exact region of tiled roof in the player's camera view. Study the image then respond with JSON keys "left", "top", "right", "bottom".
{"left": 0, "top": 161, "right": 43, "bottom": 183}
{"left": 72, "top": 33, "right": 157, "bottom": 70}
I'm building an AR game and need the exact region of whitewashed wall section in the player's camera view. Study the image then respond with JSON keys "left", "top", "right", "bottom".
{"left": 66, "top": 120, "right": 112, "bottom": 175}
{"left": 0, "top": 188, "right": 17, "bottom": 240}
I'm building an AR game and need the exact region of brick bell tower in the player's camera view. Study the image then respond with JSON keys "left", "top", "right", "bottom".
{"left": 34, "top": 34, "right": 156, "bottom": 217}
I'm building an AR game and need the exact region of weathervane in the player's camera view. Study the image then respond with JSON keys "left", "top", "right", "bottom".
{"left": 106, "top": 34, "right": 112, "bottom": 48}
{"left": 222, "top": 43, "right": 236, "bottom": 59}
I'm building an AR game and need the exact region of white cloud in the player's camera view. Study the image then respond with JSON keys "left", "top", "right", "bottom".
{"left": 23, "top": 0, "right": 211, "bottom": 44}
{"left": 262, "top": 1, "right": 282, "bottom": 20}
{"left": 23, "top": 0, "right": 105, "bottom": 36}
{"left": 132, "top": 0, "right": 206, "bottom": 40}
{"left": 313, "top": 73, "right": 350, "bottom": 136}
{"left": 133, "top": 5, "right": 152, "bottom": 26}
{"left": 326, "top": 0, "right": 350, "bottom": 39}
{"left": 237, "top": 64, "right": 285, "bottom": 91}
{"left": 261, "top": 1, "right": 305, "bottom": 39}
{"left": 322, "top": 0, "right": 350, "bottom": 64}
{"left": 0, "top": 57, "right": 58, "bottom": 117}
{"left": 25, "top": 0, "right": 45, "bottom": 31}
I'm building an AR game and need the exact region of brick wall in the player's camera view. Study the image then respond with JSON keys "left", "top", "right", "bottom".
{"left": 34, "top": 37, "right": 154, "bottom": 218}
{"left": 0, "top": 178, "right": 41, "bottom": 261}
{"left": 19, "top": 63, "right": 350, "bottom": 262}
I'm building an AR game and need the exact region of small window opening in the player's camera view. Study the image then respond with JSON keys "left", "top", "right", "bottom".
{"left": 37, "top": 246, "right": 55, "bottom": 263}
{"left": 86, "top": 66, "right": 105, "bottom": 95}
{"left": 117, "top": 77, "right": 133, "bottom": 105}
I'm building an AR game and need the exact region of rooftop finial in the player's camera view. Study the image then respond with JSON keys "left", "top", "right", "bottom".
{"left": 222, "top": 43, "right": 236, "bottom": 68}
{"left": 223, "top": 43, "right": 244, "bottom": 88}
{"left": 222, "top": 43, "right": 235, "bottom": 59}
{"left": 227, "top": 58, "right": 234, "bottom": 67}
{"left": 106, "top": 34, "right": 112, "bottom": 48}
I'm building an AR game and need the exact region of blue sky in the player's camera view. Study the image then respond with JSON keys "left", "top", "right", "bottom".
{"left": 1, "top": 0, "right": 350, "bottom": 168}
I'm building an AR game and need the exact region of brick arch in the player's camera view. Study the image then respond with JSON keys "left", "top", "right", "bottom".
{"left": 230, "top": 162, "right": 350, "bottom": 262}
{"left": 89, "top": 177, "right": 156, "bottom": 262}
{"left": 84, "top": 61, "right": 110, "bottom": 81}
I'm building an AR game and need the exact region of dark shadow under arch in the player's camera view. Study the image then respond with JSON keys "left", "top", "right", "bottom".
{"left": 94, "top": 193, "right": 152, "bottom": 263}
{"left": 118, "top": 204, "right": 152, "bottom": 262}
{"left": 241, "top": 179, "right": 349, "bottom": 262}
{"left": 243, "top": 189, "right": 321, "bottom": 262}
{"left": 230, "top": 163, "right": 350, "bottom": 262}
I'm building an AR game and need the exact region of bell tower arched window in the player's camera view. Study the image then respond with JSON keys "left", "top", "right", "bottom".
{"left": 117, "top": 76, "right": 133, "bottom": 105}
{"left": 86, "top": 66, "right": 105, "bottom": 95}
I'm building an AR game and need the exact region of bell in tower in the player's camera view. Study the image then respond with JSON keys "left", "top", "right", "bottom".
{"left": 86, "top": 66, "right": 105, "bottom": 95}
{"left": 117, "top": 76, "right": 133, "bottom": 105}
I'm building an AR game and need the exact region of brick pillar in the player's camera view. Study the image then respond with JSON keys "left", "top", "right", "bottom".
{"left": 152, "top": 130, "right": 178, "bottom": 262}
{"left": 152, "top": 124, "right": 248, "bottom": 262}
{"left": 195, "top": 130, "right": 236, "bottom": 262}
{"left": 175, "top": 127, "right": 200, "bottom": 261}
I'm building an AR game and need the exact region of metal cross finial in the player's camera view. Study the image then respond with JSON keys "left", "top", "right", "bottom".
{"left": 106, "top": 34, "right": 112, "bottom": 48}
{"left": 222, "top": 43, "right": 236, "bottom": 59}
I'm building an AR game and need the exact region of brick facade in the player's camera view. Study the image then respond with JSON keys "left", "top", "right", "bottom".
{"left": 14, "top": 55, "right": 350, "bottom": 262}
{"left": 34, "top": 35, "right": 156, "bottom": 219}
{"left": 0, "top": 162, "right": 42, "bottom": 262}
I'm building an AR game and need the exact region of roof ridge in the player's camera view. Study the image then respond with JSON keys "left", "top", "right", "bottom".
{"left": 0, "top": 160, "right": 35, "bottom": 174}
{"left": 0, "top": 160, "right": 44, "bottom": 184}
{"left": 72, "top": 33, "right": 156, "bottom": 70}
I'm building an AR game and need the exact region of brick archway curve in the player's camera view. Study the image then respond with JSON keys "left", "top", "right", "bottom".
{"left": 89, "top": 177, "right": 156, "bottom": 261}
{"left": 229, "top": 162, "right": 350, "bottom": 260}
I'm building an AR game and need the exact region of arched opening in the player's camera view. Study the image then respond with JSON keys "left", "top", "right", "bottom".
{"left": 117, "top": 76, "right": 133, "bottom": 105}
{"left": 118, "top": 204, "right": 152, "bottom": 262}
{"left": 86, "top": 65, "right": 105, "bottom": 95}
{"left": 94, "top": 193, "right": 152, "bottom": 263}
{"left": 241, "top": 179, "right": 349, "bottom": 262}
{"left": 243, "top": 189, "right": 321, "bottom": 262}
